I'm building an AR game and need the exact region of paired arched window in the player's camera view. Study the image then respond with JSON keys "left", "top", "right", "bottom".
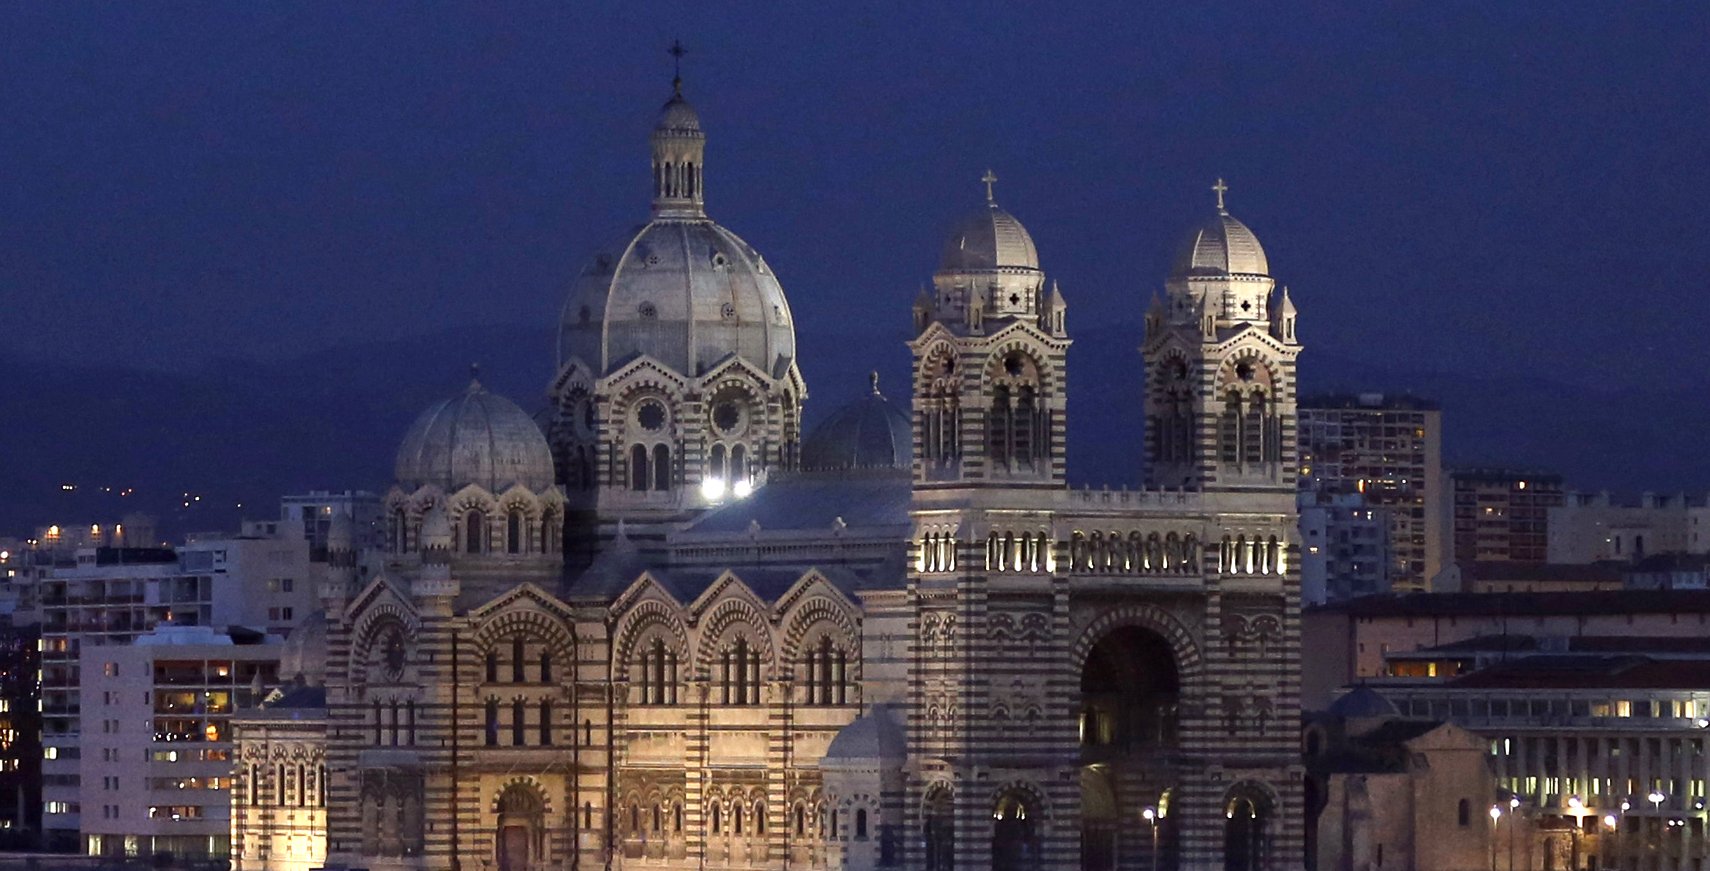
{"left": 637, "top": 637, "right": 678, "bottom": 705}
{"left": 803, "top": 636, "right": 849, "bottom": 705}
{"left": 721, "top": 637, "right": 762, "bottom": 706}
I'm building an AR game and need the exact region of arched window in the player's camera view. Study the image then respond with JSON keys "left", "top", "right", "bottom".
{"left": 484, "top": 698, "right": 498, "bottom": 746}
{"left": 405, "top": 699, "right": 416, "bottom": 745}
{"left": 653, "top": 444, "right": 671, "bottom": 491}
{"left": 511, "top": 698, "right": 525, "bottom": 746}
{"left": 506, "top": 510, "right": 523, "bottom": 554}
{"left": 539, "top": 650, "right": 552, "bottom": 683}
{"left": 630, "top": 445, "right": 649, "bottom": 492}
{"left": 539, "top": 699, "right": 552, "bottom": 745}
{"left": 710, "top": 804, "right": 722, "bottom": 834}
{"left": 391, "top": 508, "right": 407, "bottom": 553}
{"left": 733, "top": 804, "right": 744, "bottom": 835}
{"left": 754, "top": 802, "right": 766, "bottom": 835}
{"left": 541, "top": 512, "right": 557, "bottom": 553}
{"left": 1457, "top": 798, "right": 1470, "bottom": 827}
{"left": 512, "top": 637, "right": 526, "bottom": 682}
{"left": 485, "top": 652, "right": 498, "bottom": 683}
{"left": 710, "top": 443, "right": 726, "bottom": 480}
{"left": 464, "top": 510, "right": 484, "bottom": 554}
{"left": 856, "top": 808, "right": 868, "bottom": 839}
{"left": 731, "top": 444, "right": 747, "bottom": 482}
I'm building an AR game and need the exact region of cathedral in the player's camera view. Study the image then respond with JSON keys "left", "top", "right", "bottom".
{"left": 230, "top": 71, "right": 1304, "bottom": 871}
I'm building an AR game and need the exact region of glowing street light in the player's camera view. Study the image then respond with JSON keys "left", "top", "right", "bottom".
{"left": 1650, "top": 790, "right": 1666, "bottom": 811}
{"left": 1488, "top": 805, "right": 1503, "bottom": 871}
{"left": 700, "top": 477, "right": 727, "bottom": 502}
{"left": 1142, "top": 807, "right": 1159, "bottom": 869}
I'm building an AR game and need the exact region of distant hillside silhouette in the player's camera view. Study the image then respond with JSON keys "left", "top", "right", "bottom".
{"left": 4, "top": 320, "right": 1705, "bottom": 539}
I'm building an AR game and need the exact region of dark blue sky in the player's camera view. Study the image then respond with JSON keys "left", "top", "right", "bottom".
{"left": 4, "top": 6, "right": 1709, "bottom": 438}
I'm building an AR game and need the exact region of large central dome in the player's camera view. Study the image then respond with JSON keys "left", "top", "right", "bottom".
{"left": 556, "top": 85, "right": 797, "bottom": 380}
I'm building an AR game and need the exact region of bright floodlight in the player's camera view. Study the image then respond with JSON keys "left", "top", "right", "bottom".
{"left": 1604, "top": 814, "right": 1617, "bottom": 828}
{"left": 701, "top": 477, "right": 726, "bottom": 501}
{"left": 733, "top": 479, "right": 753, "bottom": 499}
{"left": 1142, "top": 807, "right": 1156, "bottom": 822}
{"left": 1489, "top": 805, "right": 1502, "bottom": 821}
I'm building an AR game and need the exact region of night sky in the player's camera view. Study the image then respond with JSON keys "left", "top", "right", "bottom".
{"left": 4, "top": 4, "right": 1710, "bottom": 529}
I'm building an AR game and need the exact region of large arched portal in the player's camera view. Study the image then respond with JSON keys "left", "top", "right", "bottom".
{"left": 1223, "top": 783, "right": 1274, "bottom": 871}
{"left": 495, "top": 783, "right": 546, "bottom": 871}
{"left": 923, "top": 786, "right": 955, "bottom": 871}
{"left": 1079, "top": 625, "right": 1182, "bottom": 870}
{"left": 991, "top": 790, "right": 1040, "bottom": 871}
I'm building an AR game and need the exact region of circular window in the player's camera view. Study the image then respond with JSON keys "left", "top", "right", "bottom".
{"left": 1168, "top": 359, "right": 1189, "bottom": 382}
{"left": 636, "top": 401, "right": 667, "bottom": 432}
{"left": 712, "top": 401, "right": 744, "bottom": 434}
{"left": 1236, "top": 362, "right": 1256, "bottom": 382}
{"left": 638, "top": 302, "right": 658, "bottom": 319}
{"left": 720, "top": 302, "right": 737, "bottom": 321}
{"left": 1003, "top": 352, "right": 1027, "bottom": 378}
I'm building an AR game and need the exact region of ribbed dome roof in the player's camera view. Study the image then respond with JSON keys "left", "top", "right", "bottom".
{"left": 1171, "top": 209, "right": 1269, "bottom": 278}
{"left": 801, "top": 377, "right": 912, "bottom": 472}
{"left": 394, "top": 378, "right": 556, "bottom": 493}
{"left": 823, "top": 704, "right": 906, "bottom": 763}
{"left": 655, "top": 92, "right": 703, "bottom": 137}
{"left": 558, "top": 220, "right": 797, "bottom": 378}
{"left": 278, "top": 610, "right": 328, "bottom": 688}
{"left": 940, "top": 204, "right": 1040, "bottom": 272}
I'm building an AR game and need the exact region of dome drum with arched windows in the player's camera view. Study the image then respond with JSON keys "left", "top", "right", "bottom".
{"left": 386, "top": 376, "right": 565, "bottom": 567}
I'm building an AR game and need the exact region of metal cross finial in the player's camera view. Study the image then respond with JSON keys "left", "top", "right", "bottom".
{"left": 1212, "top": 177, "right": 1229, "bottom": 212}
{"left": 982, "top": 169, "right": 998, "bottom": 204}
{"left": 669, "top": 40, "right": 687, "bottom": 93}
{"left": 870, "top": 371, "right": 881, "bottom": 395}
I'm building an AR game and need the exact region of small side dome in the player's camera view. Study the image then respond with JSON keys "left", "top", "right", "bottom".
{"left": 939, "top": 204, "right": 1040, "bottom": 273}
{"left": 394, "top": 376, "right": 556, "bottom": 493}
{"left": 823, "top": 704, "right": 906, "bottom": 764}
{"left": 278, "top": 610, "right": 329, "bottom": 688}
{"left": 801, "top": 375, "right": 912, "bottom": 472}
{"left": 1328, "top": 685, "right": 1399, "bottom": 719}
{"left": 1171, "top": 210, "right": 1269, "bottom": 279}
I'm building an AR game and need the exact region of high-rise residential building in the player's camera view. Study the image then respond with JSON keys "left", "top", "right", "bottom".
{"left": 0, "top": 620, "right": 42, "bottom": 845}
{"left": 37, "top": 514, "right": 324, "bottom": 851}
{"left": 1298, "top": 393, "right": 1444, "bottom": 593}
{"left": 79, "top": 625, "right": 278, "bottom": 862}
{"left": 1450, "top": 467, "right": 1565, "bottom": 565}
{"left": 1548, "top": 490, "right": 1708, "bottom": 564}
{"left": 1298, "top": 491, "right": 1393, "bottom": 605}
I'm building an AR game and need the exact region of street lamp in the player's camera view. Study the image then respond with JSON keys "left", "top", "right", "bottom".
{"left": 1508, "top": 796, "right": 1520, "bottom": 871}
{"left": 1142, "top": 807, "right": 1159, "bottom": 870}
{"left": 1489, "top": 805, "right": 1503, "bottom": 871}
{"left": 1649, "top": 790, "right": 1666, "bottom": 812}
{"left": 1568, "top": 796, "right": 1586, "bottom": 871}
{"left": 1603, "top": 814, "right": 1619, "bottom": 870}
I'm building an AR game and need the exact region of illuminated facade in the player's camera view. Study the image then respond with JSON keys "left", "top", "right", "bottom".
{"left": 231, "top": 77, "right": 1306, "bottom": 871}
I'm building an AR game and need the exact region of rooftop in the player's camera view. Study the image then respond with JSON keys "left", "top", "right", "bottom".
{"left": 1311, "top": 589, "right": 1710, "bottom": 619}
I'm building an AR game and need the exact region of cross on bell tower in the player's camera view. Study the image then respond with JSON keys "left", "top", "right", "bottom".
{"left": 982, "top": 169, "right": 999, "bottom": 204}
{"left": 1212, "top": 177, "right": 1229, "bottom": 213}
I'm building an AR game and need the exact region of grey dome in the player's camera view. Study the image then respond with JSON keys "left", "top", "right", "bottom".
{"left": 558, "top": 220, "right": 797, "bottom": 378}
{"left": 655, "top": 93, "right": 703, "bottom": 137}
{"left": 940, "top": 204, "right": 1040, "bottom": 272}
{"left": 278, "top": 610, "right": 328, "bottom": 688}
{"left": 395, "top": 379, "right": 556, "bottom": 493}
{"left": 1329, "top": 685, "right": 1399, "bottom": 719}
{"left": 801, "top": 378, "right": 912, "bottom": 472}
{"left": 823, "top": 704, "right": 906, "bottom": 763}
{"left": 1171, "top": 210, "right": 1269, "bottom": 279}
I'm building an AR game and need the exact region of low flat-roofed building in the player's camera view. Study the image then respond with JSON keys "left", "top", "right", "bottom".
{"left": 1434, "top": 560, "right": 1626, "bottom": 594}
{"left": 1302, "top": 590, "right": 1710, "bottom": 711}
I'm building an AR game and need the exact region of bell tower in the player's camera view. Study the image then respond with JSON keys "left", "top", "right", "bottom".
{"left": 1143, "top": 180, "right": 1301, "bottom": 492}
{"left": 910, "top": 172, "right": 1070, "bottom": 490}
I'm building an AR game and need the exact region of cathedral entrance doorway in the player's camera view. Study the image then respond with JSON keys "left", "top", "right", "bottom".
{"left": 495, "top": 784, "right": 546, "bottom": 871}
{"left": 1222, "top": 785, "right": 1273, "bottom": 871}
{"left": 923, "top": 786, "right": 955, "bottom": 870}
{"left": 1079, "top": 626, "right": 1181, "bottom": 870}
{"left": 991, "top": 791, "right": 1039, "bottom": 871}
